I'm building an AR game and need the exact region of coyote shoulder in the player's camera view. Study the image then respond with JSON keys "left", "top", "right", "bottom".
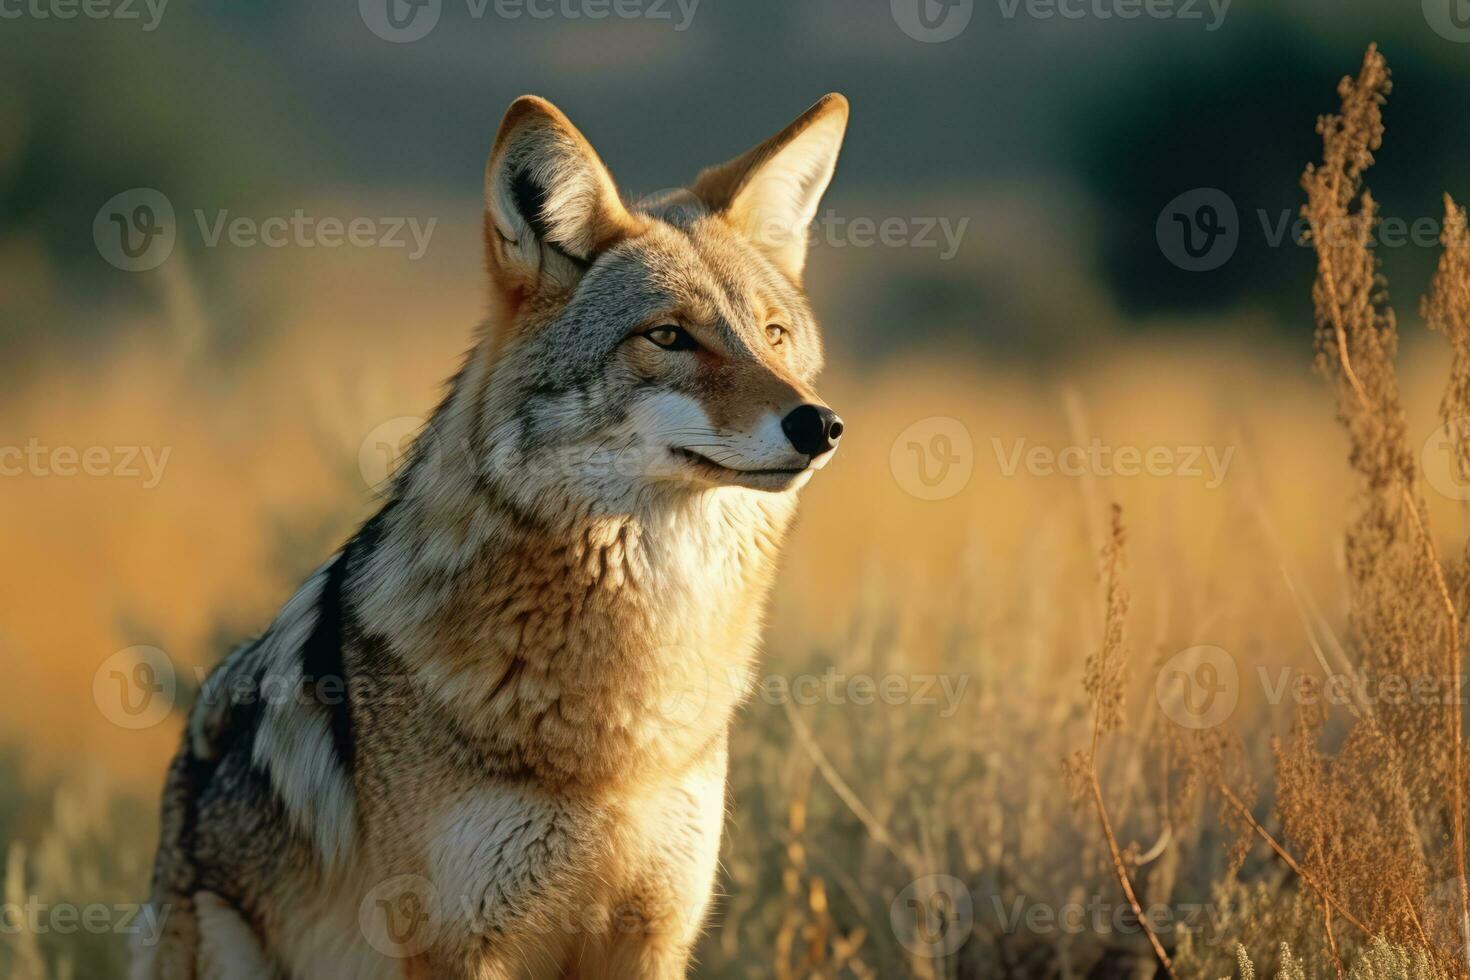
{"left": 138, "top": 91, "right": 848, "bottom": 979}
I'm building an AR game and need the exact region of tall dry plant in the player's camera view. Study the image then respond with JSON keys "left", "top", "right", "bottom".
{"left": 1423, "top": 196, "right": 1470, "bottom": 495}
{"left": 1067, "top": 505, "right": 1177, "bottom": 976}
{"left": 1197, "top": 46, "right": 1470, "bottom": 977}
{"left": 1286, "top": 42, "right": 1469, "bottom": 971}
{"left": 1116, "top": 46, "right": 1470, "bottom": 979}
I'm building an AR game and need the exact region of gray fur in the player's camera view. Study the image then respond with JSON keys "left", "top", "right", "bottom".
{"left": 138, "top": 92, "right": 848, "bottom": 979}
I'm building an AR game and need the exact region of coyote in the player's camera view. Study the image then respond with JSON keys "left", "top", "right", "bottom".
{"left": 137, "top": 92, "right": 849, "bottom": 979}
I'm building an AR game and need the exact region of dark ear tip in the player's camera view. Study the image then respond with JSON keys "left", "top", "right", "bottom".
{"left": 781, "top": 93, "right": 848, "bottom": 144}
{"left": 505, "top": 94, "right": 557, "bottom": 117}
{"left": 817, "top": 93, "right": 850, "bottom": 116}
{"left": 497, "top": 95, "right": 570, "bottom": 144}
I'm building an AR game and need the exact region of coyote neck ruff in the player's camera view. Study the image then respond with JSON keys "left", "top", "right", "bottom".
{"left": 141, "top": 91, "right": 849, "bottom": 980}
{"left": 356, "top": 427, "right": 796, "bottom": 793}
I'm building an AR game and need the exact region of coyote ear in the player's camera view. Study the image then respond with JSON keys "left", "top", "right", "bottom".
{"left": 691, "top": 93, "right": 848, "bottom": 281}
{"left": 484, "top": 96, "right": 642, "bottom": 297}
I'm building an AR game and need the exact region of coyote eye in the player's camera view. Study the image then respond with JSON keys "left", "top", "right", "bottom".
{"left": 644, "top": 325, "right": 700, "bottom": 352}
{"left": 765, "top": 324, "right": 788, "bottom": 347}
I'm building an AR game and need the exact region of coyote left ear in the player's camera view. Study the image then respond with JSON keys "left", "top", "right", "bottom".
{"left": 692, "top": 93, "right": 848, "bottom": 281}
{"left": 484, "top": 96, "right": 643, "bottom": 299}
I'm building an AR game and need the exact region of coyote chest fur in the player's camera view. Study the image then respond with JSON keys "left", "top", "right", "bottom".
{"left": 139, "top": 92, "right": 849, "bottom": 980}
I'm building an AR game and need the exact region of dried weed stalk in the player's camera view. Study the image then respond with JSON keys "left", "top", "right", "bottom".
{"left": 1068, "top": 506, "right": 1177, "bottom": 976}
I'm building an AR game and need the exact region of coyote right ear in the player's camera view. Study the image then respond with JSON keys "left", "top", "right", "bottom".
{"left": 484, "top": 96, "right": 643, "bottom": 302}
{"left": 691, "top": 94, "right": 848, "bottom": 282}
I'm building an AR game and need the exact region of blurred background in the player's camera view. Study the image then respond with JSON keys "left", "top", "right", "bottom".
{"left": 5, "top": 0, "right": 1470, "bottom": 976}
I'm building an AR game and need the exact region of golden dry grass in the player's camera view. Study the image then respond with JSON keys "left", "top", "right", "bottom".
{"left": 7, "top": 49, "right": 1470, "bottom": 978}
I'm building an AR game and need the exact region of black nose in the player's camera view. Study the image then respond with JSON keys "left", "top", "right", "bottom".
{"left": 781, "top": 404, "right": 844, "bottom": 456}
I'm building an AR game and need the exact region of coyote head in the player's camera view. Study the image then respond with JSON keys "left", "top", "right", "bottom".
{"left": 445, "top": 93, "right": 848, "bottom": 517}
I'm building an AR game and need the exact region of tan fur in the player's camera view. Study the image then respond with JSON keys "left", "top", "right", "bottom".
{"left": 139, "top": 93, "right": 848, "bottom": 979}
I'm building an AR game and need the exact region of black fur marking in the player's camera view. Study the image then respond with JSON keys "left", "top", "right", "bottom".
{"left": 510, "top": 166, "right": 593, "bottom": 270}
{"left": 301, "top": 549, "right": 355, "bottom": 774}
{"left": 299, "top": 505, "right": 393, "bottom": 776}
{"left": 170, "top": 508, "right": 397, "bottom": 884}
{"left": 227, "top": 668, "right": 268, "bottom": 768}
{"left": 512, "top": 167, "right": 555, "bottom": 244}
{"left": 175, "top": 747, "right": 211, "bottom": 895}
{"left": 177, "top": 640, "right": 269, "bottom": 886}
